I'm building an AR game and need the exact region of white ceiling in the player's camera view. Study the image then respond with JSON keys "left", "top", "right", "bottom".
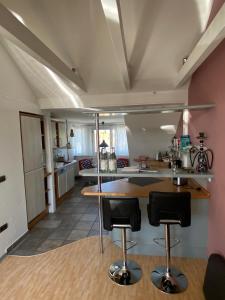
{"left": 0, "top": 0, "right": 214, "bottom": 109}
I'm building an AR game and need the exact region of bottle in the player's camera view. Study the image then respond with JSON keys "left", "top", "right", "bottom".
{"left": 100, "top": 148, "right": 108, "bottom": 172}
{"left": 108, "top": 147, "right": 117, "bottom": 173}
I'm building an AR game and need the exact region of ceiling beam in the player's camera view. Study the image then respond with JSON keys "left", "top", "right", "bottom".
{"left": 0, "top": 3, "right": 86, "bottom": 92}
{"left": 101, "top": 0, "right": 130, "bottom": 89}
{"left": 176, "top": 3, "right": 225, "bottom": 87}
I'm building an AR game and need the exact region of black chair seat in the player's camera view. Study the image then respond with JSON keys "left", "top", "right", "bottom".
{"left": 148, "top": 191, "right": 191, "bottom": 227}
{"left": 102, "top": 197, "right": 142, "bottom": 286}
{"left": 102, "top": 197, "right": 141, "bottom": 232}
{"left": 147, "top": 191, "right": 191, "bottom": 294}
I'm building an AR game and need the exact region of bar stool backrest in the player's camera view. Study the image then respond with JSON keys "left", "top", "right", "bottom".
{"left": 102, "top": 198, "right": 141, "bottom": 232}
{"left": 148, "top": 191, "right": 191, "bottom": 227}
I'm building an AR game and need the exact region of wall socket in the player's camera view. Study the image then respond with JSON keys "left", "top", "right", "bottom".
{"left": 0, "top": 223, "right": 8, "bottom": 233}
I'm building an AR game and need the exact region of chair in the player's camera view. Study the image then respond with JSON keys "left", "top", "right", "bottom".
{"left": 147, "top": 191, "right": 191, "bottom": 294}
{"left": 117, "top": 158, "right": 129, "bottom": 168}
{"left": 102, "top": 197, "right": 142, "bottom": 286}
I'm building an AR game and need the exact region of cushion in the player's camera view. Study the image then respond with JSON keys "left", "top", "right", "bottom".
{"left": 79, "top": 159, "right": 93, "bottom": 170}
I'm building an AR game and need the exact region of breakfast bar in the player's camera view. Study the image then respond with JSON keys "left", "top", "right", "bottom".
{"left": 80, "top": 167, "right": 212, "bottom": 258}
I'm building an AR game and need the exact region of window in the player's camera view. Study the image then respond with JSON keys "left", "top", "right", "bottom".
{"left": 70, "top": 124, "right": 129, "bottom": 157}
{"left": 93, "top": 129, "right": 111, "bottom": 152}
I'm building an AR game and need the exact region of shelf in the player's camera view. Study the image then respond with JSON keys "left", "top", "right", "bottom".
{"left": 82, "top": 103, "right": 215, "bottom": 115}
{"left": 79, "top": 168, "right": 214, "bottom": 180}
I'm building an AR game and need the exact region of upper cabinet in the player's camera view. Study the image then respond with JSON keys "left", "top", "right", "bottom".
{"left": 58, "top": 122, "right": 67, "bottom": 148}
{"left": 51, "top": 120, "right": 67, "bottom": 148}
{"left": 51, "top": 121, "right": 57, "bottom": 148}
{"left": 20, "top": 115, "right": 43, "bottom": 172}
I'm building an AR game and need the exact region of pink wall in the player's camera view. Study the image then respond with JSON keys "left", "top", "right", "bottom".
{"left": 188, "top": 0, "right": 225, "bottom": 255}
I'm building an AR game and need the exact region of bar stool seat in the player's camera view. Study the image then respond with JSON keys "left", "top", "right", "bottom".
{"left": 147, "top": 191, "right": 191, "bottom": 294}
{"left": 102, "top": 197, "right": 142, "bottom": 286}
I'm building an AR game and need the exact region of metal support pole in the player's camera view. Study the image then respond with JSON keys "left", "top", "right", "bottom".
{"left": 122, "top": 228, "right": 128, "bottom": 270}
{"left": 165, "top": 224, "right": 171, "bottom": 276}
{"left": 95, "top": 113, "right": 104, "bottom": 254}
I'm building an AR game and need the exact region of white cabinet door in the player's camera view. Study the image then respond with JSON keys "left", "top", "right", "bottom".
{"left": 58, "top": 122, "right": 67, "bottom": 148}
{"left": 67, "top": 164, "right": 75, "bottom": 192}
{"left": 58, "top": 168, "right": 67, "bottom": 197}
{"left": 25, "top": 168, "right": 45, "bottom": 222}
{"left": 21, "top": 115, "right": 43, "bottom": 172}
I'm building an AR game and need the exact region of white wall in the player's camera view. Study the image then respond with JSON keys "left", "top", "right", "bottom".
{"left": 125, "top": 112, "right": 181, "bottom": 162}
{"left": 0, "top": 41, "right": 40, "bottom": 257}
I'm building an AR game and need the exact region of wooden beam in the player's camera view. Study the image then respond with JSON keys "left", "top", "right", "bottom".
{"left": 101, "top": 0, "right": 130, "bottom": 89}
{"left": 176, "top": 3, "right": 225, "bottom": 87}
{"left": 0, "top": 3, "right": 86, "bottom": 92}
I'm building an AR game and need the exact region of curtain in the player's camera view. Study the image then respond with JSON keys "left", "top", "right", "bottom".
{"left": 70, "top": 125, "right": 93, "bottom": 156}
{"left": 113, "top": 125, "right": 129, "bottom": 156}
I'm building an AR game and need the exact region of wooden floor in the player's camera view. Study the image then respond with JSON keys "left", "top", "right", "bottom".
{"left": 0, "top": 237, "right": 206, "bottom": 300}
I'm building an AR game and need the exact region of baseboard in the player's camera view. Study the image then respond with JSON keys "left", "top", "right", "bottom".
{"left": 28, "top": 208, "right": 48, "bottom": 230}
{"left": 6, "top": 231, "right": 29, "bottom": 254}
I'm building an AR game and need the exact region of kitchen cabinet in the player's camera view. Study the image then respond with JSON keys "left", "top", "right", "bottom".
{"left": 51, "top": 121, "right": 57, "bottom": 148}
{"left": 67, "top": 163, "right": 76, "bottom": 191}
{"left": 58, "top": 122, "right": 67, "bottom": 148}
{"left": 51, "top": 120, "right": 67, "bottom": 148}
{"left": 25, "top": 168, "right": 45, "bottom": 222}
{"left": 55, "top": 161, "right": 76, "bottom": 203}
{"left": 20, "top": 113, "right": 47, "bottom": 227}
{"left": 21, "top": 115, "right": 43, "bottom": 172}
{"left": 58, "top": 168, "right": 67, "bottom": 198}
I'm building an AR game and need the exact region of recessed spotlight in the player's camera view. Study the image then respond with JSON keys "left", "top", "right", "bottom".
{"left": 183, "top": 57, "right": 188, "bottom": 64}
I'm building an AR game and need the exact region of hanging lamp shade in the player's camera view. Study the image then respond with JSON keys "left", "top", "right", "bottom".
{"left": 70, "top": 129, "right": 75, "bottom": 137}
{"left": 99, "top": 140, "right": 108, "bottom": 148}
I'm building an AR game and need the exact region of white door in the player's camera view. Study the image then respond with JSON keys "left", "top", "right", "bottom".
{"left": 20, "top": 115, "right": 43, "bottom": 172}
{"left": 58, "top": 168, "right": 67, "bottom": 197}
{"left": 25, "top": 168, "right": 45, "bottom": 222}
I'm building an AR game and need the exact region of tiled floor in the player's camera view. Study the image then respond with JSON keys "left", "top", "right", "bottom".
{"left": 8, "top": 178, "right": 108, "bottom": 256}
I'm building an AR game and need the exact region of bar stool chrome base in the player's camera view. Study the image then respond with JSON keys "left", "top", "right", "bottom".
{"left": 151, "top": 266, "right": 188, "bottom": 294}
{"left": 109, "top": 260, "right": 142, "bottom": 286}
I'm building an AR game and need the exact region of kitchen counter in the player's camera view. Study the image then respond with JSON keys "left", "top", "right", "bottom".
{"left": 54, "top": 160, "right": 77, "bottom": 172}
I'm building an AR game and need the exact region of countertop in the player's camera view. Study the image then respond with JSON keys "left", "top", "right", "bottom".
{"left": 54, "top": 160, "right": 77, "bottom": 172}
{"left": 81, "top": 177, "right": 210, "bottom": 199}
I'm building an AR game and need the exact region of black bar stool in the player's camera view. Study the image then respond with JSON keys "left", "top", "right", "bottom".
{"left": 147, "top": 191, "right": 191, "bottom": 294}
{"left": 102, "top": 197, "right": 142, "bottom": 286}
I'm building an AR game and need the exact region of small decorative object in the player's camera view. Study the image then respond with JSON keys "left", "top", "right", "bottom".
{"left": 100, "top": 148, "right": 108, "bottom": 172}
{"left": 189, "top": 132, "right": 213, "bottom": 173}
{"left": 108, "top": 147, "right": 117, "bottom": 173}
{"left": 180, "top": 135, "right": 191, "bottom": 150}
{"left": 99, "top": 140, "right": 108, "bottom": 148}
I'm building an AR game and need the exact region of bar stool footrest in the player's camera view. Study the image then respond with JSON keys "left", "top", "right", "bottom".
{"left": 109, "top": 259, "right": 142, "bottom": 286}
{"left": 153, "top": 237, "right": 180, "bottom": 249}
{"left": 113, "top": 240, "right": 137, "bottom": 250}
{"left": 151, "top": 266, "right": 188, "bottom": 294}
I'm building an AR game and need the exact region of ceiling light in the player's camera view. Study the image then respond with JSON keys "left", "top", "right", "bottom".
{"left": 161, "top": 110, "right": 175, "bottom": 114}
{"left": 160, "top": 125, "right": 176, "bottom": 134}
{"left": 11, "top": 10, "right": 26, "bottom": 25}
